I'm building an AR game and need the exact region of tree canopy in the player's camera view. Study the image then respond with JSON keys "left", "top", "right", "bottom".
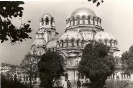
{"left": 88, "top": 0, "right": 104, "bottom": 7}
{"left": 38, "top": 50, "right": 64, "bottom": 88}
{"left": 0, "top": 1, "right": 32, "bottom": 44}
{"left": 121, "top": 45, "right": 133, "bottom": 73}
{"left": 78, "top": 42, "right": 115, "bottom": 88}
{"left": 20, "top": 52, "right": 40, "bottom": 88}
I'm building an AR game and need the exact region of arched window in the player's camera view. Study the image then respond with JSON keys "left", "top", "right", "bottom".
{"left": 88, "top": 16, "right": 91, "bottom": 24}
{"left": 73, "top": 19, "right": 75, "bottom": 25}
{"left": 82, "top": 16, "right": 85, "bottom": 24}
{"left": 104, "top": 39, "right": 108, "bottom": 46}
{"left": 110, "top": 39, "right": 112, "bottom": 47}
{"left": 77, "top": 17, "right": 80, "bottom": 25}
{"left": 71, "top": 38, "right": 74, "bottom": 47}
{"left": 66, "top": 39, "right": 69, "bottom": 46}
{"left": 77, "top": 39, "right": 80, "bottom": 46}
{"left": 45, "top": 17, "right": 49, "bottom": 25}
{"left": 61, "top": 40, "right": 64, "bottom": 47}
{"left": 51, "top": 18, "right": 53, "bottom": 25}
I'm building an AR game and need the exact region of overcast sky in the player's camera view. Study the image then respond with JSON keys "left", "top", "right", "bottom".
{"left": 0, "top": 0, "right": 133, "bottom": 65}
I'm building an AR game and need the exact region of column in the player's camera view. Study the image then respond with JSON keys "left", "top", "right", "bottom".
{"left": 75, "top": 19, "right": 77, "bottom": 25}
{"left": 75, "top": 70, "right": 78, "bottom": 81}
{"left": 131, "top": 74, "right": 133, "bottom": 81}
{"left": 84, "top": 75, "right": 86, "bottom": 82}
{"left": 85, "top": 19, "right": 88, "bottom": 24}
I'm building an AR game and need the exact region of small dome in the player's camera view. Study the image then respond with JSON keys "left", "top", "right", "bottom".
{"left": 94, "top": 32, "right": 116, "bottom": 41}
{"left": 59, "top": 31, "right": 83, "bottom": 40}
{"left": 46, "top": 39, "right": 58, "bottom": 48}
{"left": 113, "top": 51, "right": 122, "bottom": 58}
{"left": 42, "top": 13, "right": 52, "bottom": 18}
{"left": 32, "top": 39, "right": 46, "bottom": 46}
{"left": 68, "top": 7, "right": 99, "bottom": 18}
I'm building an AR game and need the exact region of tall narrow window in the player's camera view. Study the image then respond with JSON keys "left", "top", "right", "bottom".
{"left": 61, "top": 40, "right": 64, "bottom": 47}
{"left": 77, "top": 40, "right": 79, "bottom": 46}
{"left": 77, "top": 18, "right": 80, "bottom": 25}
{"left": 45, "top": 17, "right": 49, "bottom": 25}
{"left": 51, "top": 18, "right": 53, "bottom": 25}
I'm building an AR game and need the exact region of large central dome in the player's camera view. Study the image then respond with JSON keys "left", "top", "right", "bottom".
{"left": 69, "top": 7, "right": 99, "bottom": 18}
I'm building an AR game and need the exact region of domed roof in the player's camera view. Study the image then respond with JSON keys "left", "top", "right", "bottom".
{"left": 32, "top": 39, "right": 46, "bottom": 46}
{"left": 42, "top": 13, "right": 53, "bottom": 18}
{"left": 94, "top": 32, "right": 116, "bottom": 41}
{"left": 46, "top": 39, "right": 57, "bottom": 48}
{"left": 68, "top": 7, "right": 99, "bottom": 18}
{"left": 59, "top": 31, "right": 83, "bottom": 40}
{"left": 113, "top": 51, "right": 122, "bottom": 58}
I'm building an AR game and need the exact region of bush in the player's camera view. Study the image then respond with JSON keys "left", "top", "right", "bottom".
{"left": 82, "top": 82, "right": 92, "bottom": 86}
{"left": 1, "top": 73, "right": 29, "bottom": 88}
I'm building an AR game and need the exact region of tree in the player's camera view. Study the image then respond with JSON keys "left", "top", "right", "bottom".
{"left": 1, "top": 73, "right": 29, "bottom": 88}
{"left": 0, "top": 1, "right": 32, "bottom": 44}
{"left": 78, "top": 41, "right": 115, "bottom": 88}
{"left": 88, "top": 0, "right": 104, "bottom": 7}
{"left": 20, "top": 52, "right": 40, "bottom": 88}
{"left": 38, "top": 50, "right": 64, "bottom": 88}
{"left": 121, "top": 45, "right": 133, "bottom": 74}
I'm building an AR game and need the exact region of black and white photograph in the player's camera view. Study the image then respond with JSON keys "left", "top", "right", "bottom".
{"left": 1, "top": 0, "right": 133, "bottom": 88}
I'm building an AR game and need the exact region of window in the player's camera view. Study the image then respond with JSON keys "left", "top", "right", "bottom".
{"left": 45, "top": 17, "right": 49, "bottom": 25}
{"left": 77, "top": 40, "right": 79, "bottom": 46}
{"left": 51, "top": 18, "right": 53, "bottom": 25}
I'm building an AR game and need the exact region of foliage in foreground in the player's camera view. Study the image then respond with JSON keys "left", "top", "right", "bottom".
{"left": 0, "top": 1, "right": 32, "bottom": 44}
{"left": 38, "top": 50, "right": 64, "bottom": 88}
{"left": 78, "top": 42, "right": 115, "bottom": 88}
{"left": 20, "top": 52, "right": 40, "bottom": 88}
{"left": 1, "top": 73, "right": 29, "bottom": 88}
{"left": 121, "top": 45, "right": 133, "bottom": 74}
{"left": 88, "top": 0, "right": 104, "bottom": 7}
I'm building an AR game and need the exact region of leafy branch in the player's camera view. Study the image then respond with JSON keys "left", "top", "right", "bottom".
{"left": 88, "top": 0, "right": 104, "bottom": 7}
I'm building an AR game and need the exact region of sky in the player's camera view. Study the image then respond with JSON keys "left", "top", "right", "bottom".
{"left": 0, "top": 0, "right": 133, "bottom": 65}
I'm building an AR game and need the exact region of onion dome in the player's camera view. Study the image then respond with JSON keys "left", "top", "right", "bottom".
{"left": 32, "top": 39, "right": 46, "bottom": 47}
{"left": 68, "top": 7, "right": 99, "bottom": 18}
{"left": 113, "top": 51, "right": 122, "bottom": 58}
{"left": 46, "top": 39, "right": 58, "bottom": 49}
{"left": 59, "top": 31, "right": 83, "bottom": 40}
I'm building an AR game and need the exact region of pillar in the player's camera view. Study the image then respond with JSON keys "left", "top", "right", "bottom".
{"left": 131, "top": 74, "right": 133, "bottom": 81}
{"left": 75, "top": 70, "right": 78, "bottom": 81}
{"left": 85, "top": 19, "right": 88, "bottom": 24}
{"left": 84, "top": 75, "right": 86, "bottom": 82}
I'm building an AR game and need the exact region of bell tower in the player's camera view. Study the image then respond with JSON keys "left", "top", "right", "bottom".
{"left": 39, "top": 13, "right": 56, "bottom": 43}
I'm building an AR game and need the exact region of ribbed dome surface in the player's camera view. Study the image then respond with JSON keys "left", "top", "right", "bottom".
{"left": 68, "top": 7, "right": 99, "bottom": 18}
{"left": 46, "top": 39, "right": 57, "bottom": 48}
{"left": 42, "top": 13, "right": 52, "bottom": 18}
{"left": 32, "top": 39, "right": 46, "bottom": 46}
{"left": 59, "top": 31, "right": 83, "bottom": 40}
{"left": 94, "top": 32, "right": 116, "bottom": 41}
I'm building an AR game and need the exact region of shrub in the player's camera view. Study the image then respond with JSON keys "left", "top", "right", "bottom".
{"left": 82, "top": 82, "right": 92, "bottom": 86}
{"left": 1, "top": 73, "right": 29, "bottom": 88}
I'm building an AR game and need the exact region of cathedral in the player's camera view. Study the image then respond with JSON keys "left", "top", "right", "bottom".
{"left": 30, "top": 7, "right": 133, "bottom": 84}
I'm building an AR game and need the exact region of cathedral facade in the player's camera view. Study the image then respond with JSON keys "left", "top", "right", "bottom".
{"left": 30, "top": 7, "right": 133, "bottom": 83}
